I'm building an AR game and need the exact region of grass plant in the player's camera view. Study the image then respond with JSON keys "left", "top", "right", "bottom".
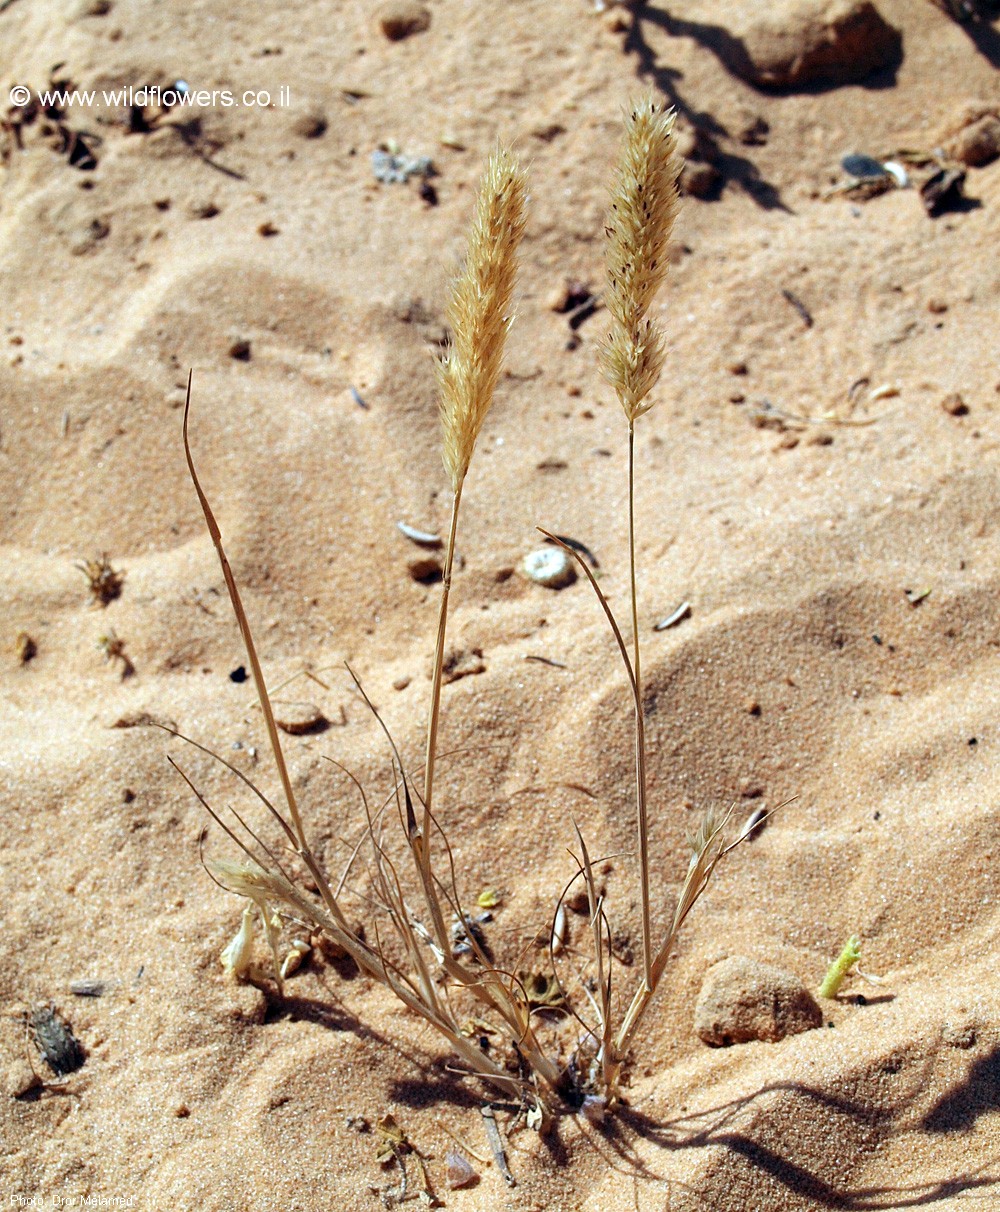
{"left": 175, "top": 98, "right": 751, "bottom": 1117}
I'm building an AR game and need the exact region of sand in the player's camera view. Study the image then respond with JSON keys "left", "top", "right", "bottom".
{"left": 2, "top": 0, "right": 999, "bottom": 1208}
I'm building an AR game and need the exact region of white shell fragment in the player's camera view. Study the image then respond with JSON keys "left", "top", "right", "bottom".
{"left": 738, "top": 806, "right": 768, "bottom": 843}
{"left": 654, "top": 601, "right": 692, "bottom": 631}
{"left": 280, "top": 938, "right": 311, "bottom": 980}
{"left": 551, "top": 904, "right": 568, "bottom": 956}
{"left": 883, "top": 161, "right": 909, "bottom": 188}
{"left": 522, "top": 547, "right": 576, "bottom": 589}
{"left": 396, "top": 521, "right": 442, "bottom": 548}
{"left": 445, "top": 1151, "right": 478, "bottom": 1189}
{"left": 220, "top": 903, "right": 255, "bottom": 979}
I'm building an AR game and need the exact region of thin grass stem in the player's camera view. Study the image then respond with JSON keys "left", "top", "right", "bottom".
{"left": 627, "top": 424, "right": 653, "bottom": 992}
{"left": 422, "top": 483, "right": 463, "bottom": 889}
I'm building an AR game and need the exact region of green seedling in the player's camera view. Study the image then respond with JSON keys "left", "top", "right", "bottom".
{"left": 819, "top": 935, "right": 863, "bottom": 998}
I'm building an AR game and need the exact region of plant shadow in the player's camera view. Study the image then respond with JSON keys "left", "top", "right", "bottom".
{"left": 922, "top": 1041, "right": 1000, "bottom": 1133}
{"left": 622, "top": 5, "right": 789, "bottom": 211}
{"left": 596, "top": 1078, "right": 1000, "bottom": 1208}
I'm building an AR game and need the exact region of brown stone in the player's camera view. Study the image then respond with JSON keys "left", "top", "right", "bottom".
{"left": 941, "top": 392, "right": 969, "bottom": 417}
{"left": 728, "top": 0, "right": 901, "bottom": 90}
{"left": 377, "top": 2, "right": 431, "bottom": 41}
{"left": 681, "top": 161, "right": 722, "bottom": 200}
{"left": 695, "top": 956, "right": 822, "bottom": 1045}
{"left": 945, "top": 113, "right": 1000, "bottom": 168}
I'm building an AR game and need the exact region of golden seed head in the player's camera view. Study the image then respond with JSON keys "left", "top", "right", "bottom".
{"left": 599, "top": 97, "right": 683, "bottom": 424}
{"left": 437, "top": 145, "right": 527, "bottom": 491}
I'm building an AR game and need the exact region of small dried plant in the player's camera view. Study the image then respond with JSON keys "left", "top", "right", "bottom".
{"left": 175, "top": 101, "right": 749, "bottom": 1119}
{"left": 76, "top": 553, "right": 125, "bottom": 606}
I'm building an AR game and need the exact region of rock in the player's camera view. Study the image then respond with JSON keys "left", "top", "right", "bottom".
{"left": 729, "top": 0, "right": 901, "bottom": 90}
{"left": 441, "top": 647, "right": 486, "bottom": 684}
{"left": 275, "top": 704, "right": 329, "bottom": 735}
{"left": 292, "top": 112, "right": 327, "bottom": 139}
{"left": 680, "top": 160, "right": 722, "bottom": 200}
{"left": 941, "top": 392, "right": 969, "bottom": 416}
{"left": 371, "top": 149, "right": 434, "bottom": 184}
{"left": 694, "top": 956, "right": 822, "bottom": 1045}
{"left": 921, "top": 166, "right": 968, "bottom": 217}
{"left": 940, "top": 104, "right": 1000, "bottom": 167}
{"left": 407, "top": 555, "right": 442, "bottom": 583}
{"left": 377, "top": 2, "right": 431, "bottom": 41}
{"left": 522, "top": 547, "right": 576, "bottom": 589}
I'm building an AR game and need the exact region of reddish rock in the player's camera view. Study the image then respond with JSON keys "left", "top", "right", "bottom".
{"left": 695, "top": 956, "right": 822, "bottom": 1045}
{"left": 728, "top": 0, "right": 901, "bottom": 90}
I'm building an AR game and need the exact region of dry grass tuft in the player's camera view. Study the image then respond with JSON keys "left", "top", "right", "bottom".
{"left": 173, "top": 99, "right": 757, "bottom": 1122}
{"left": 76, "top": 553, "right": 125, "bottom": 607}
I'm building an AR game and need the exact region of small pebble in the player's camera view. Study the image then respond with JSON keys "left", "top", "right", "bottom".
{"left": 408, "top": 555, "right": 442, "bottom": 583}
{"left": 445, "top": 1151, "right": 478, "bottom": 1189}
{"left": 70, "top": 979, "right": 107, "bottom": 997}
{"left": 941, "top": 392, "right": 968, "bottom": 416}
{"left": 189, "top": 201, "right": 220, "bottom": 219}
{"left": 841, "top": 152, "right": 889, "bottom": 181}
{"left": 441, "top": 647, "right": 486, "bottom": 683}
{"left": 292, "top": 112, "right": 327, "bottom": 139}
{"left": 372, "top": 149, "right": 434, "bottom": 184}
{"left": 392, "top": 675, "right": 411, "bottom": 691}
{"left": 228, "top": 339, "right": 251, "bottom": 361}
{"left": 377, "top": 2, "right": 431, "bottom": 41}
{"left": 680, "top": 160, "right": 722, "bottom": 200}
{"left": 15, "top": 632, "right": 36, "bottom": 663}
{"left": 522, "top": 548, "right": 576, "bottom": 589}
{"left": 275, "top": 704, "right": 329, "bottom": 735}
{"left": 945, "top": 114, "right": 1000, "bottom": 168}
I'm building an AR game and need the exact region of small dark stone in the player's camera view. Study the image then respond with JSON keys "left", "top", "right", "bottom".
{"left": 941, "top": 391, "right": 969, "bottom": 416}
{"left": 842, "top": 152, "right": 888, "bottom": 180}
{"left": 408, "top": 555, "right": 443, "bottom": 583}
{"left": 229, "top": 665, "right": 248, "bottom": 683}
{"left": 921, "top": 167, "right": 968, "bottom": 217}
{"left": 680, "top": 160, "right": 722, "bottom": 200}
{"left": 377, "top": 1, "right": 431, "bottom": 40}
{"left": 292, "top": 113, "right": 327, "bottom": 139}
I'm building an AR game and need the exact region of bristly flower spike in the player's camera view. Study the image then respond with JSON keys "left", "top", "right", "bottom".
{"left": 599, "top": 96, "right": 682, "bottom": 422}
{"left": 437, "top": 145, "right": 527, "bottom": 491}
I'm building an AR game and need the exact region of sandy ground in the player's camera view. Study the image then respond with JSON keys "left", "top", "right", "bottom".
{"left": 2, "top": 1, "right": 1000, "bottom": 1208}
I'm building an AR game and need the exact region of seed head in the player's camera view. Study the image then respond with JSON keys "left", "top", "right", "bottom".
{"left": 600, "top": 98, "right": 683, "bottom": 423}
{"left": 438, "top": 145, "right": 527, "bottom": 490}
